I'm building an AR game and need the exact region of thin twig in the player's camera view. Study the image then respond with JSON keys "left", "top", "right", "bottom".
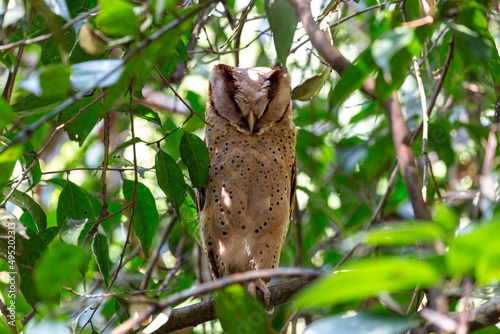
{"left": 220, "top": 0, "right": 256, "bottom": 48}
{"left": 141, "top": 212, "right": 178, "bottom": 290}
{"left": 456, "top": 279, "right": 473, "bottom": 334}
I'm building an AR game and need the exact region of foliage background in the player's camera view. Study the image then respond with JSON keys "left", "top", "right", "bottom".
{"left": 0, "top": 0, "right": 500, "bottom": 333}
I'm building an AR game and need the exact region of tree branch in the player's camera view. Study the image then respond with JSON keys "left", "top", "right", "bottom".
{"left": 289, "top": 0, "right": 431, "bottom": 220}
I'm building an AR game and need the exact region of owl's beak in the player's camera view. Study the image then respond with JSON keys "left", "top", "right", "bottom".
{"left": 247, "top": 112, "right": 256, "bottom": 133}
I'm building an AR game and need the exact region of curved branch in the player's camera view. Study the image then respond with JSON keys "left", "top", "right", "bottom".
{"left": 289, "top": 0, "right": 431, "bottom": 220}
{"left": 156, "top": 277, "right": 315, "bottom": 333}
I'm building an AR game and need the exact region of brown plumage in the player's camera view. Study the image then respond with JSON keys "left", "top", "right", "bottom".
{"left": 197, "top": 64, "right": 296, "bottom": 306}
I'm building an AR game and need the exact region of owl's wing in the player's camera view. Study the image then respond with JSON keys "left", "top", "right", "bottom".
{"left": 289, "top": 157, "right": 297, "bottom": 219}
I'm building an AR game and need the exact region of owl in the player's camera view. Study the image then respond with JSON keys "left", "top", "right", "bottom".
{"left": 197, "top": 64, "right": 296, "bottom": 306}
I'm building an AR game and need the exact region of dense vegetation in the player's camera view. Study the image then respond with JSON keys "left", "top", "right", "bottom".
{"left": 0, "top": 0, "right": 499, "bottom": 333}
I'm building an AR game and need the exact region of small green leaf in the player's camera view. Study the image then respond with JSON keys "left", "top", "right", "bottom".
{"left": 123, "top": 179, "right": 159, "bottom": 256}
{"left": 21, "top": 152, "right": 41, "bottom": 188}
{"left": 114, "top": 104, "right": 163, "bottom": 128}
{"left": 108, "top": 154, "right": 134, "bottom": 167}
{"left": 108, "top": 137, "right": 145, "bottom": 158}
{"left": 11, "top": 95, "right": 63, "bottom": 117}
{"left": 56, "top": 181, "right": 96, "bottom": 231}
{"left": 303, "top": 311, "right": 421, "bottom": 334}
{"left": 96, "top": 0, "right": 139, "bottom": 37}
{"left": 292, "top": 68, "right": 331, "bottom": 101}
{"left": 92, "top": 233, "right": 111, "bottom": 287}
{"left": 179, "top": 196, "right": 202, "bottom": 246}
{"left": 60, "top": 218, "right": 88, "bottom": 245}
{"left": 35, "top": 243, "right": 89, "bottom": 303}
{"left": 0, "top": 99, "right": 16, "bottom": 130}
{"left": 179, "top": 131, "right": 210, "bottom": 190}
{"left": 1, "top": 188, "right": 47, "bottom": 231}
{"left": 265, "top": 0, "right": 298, "bottom": 67}
{"left": 155, "top": 149, "right": 187, "bottom": 212}
{"left": 294, "top": 257, "right": 439, "bottom": 309}
{"left": 20, "top": 65, "right": 71, "bottom": 97}
{"left": 216, "top": 285, "right": 274, "bottom": 334}
{"left": 434, "top": 204, "right": 458, "bottom": 232}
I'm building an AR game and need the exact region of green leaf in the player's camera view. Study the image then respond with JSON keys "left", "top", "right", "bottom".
{"left": 0, "top": 99, "right": 16, "bottom": 130}
{"left": 303, "top": 311, "right": 421, "bottom": 334}
{"left": 96, "top": 0, "right": 139, "bottom": 37}
{"left": 216, "top": 284, "right": 274, "bottom": 334}
{"left": 179, "top": 131, "right": 210, "bottom": 190}
{"left": 434, "top": 204, "right": 458, "bottom": 232}
{"left": 330, "top": 49, "right": 375, "bottom": 107}
{"left": 92, "top": 233, "right": 111, "bottom": 287}
{"left": 35, "top": 243, "right": 89, "bottom": 303}
{"left": 21, "top": 151, "right": 42, "bottom": 189}
{"left": 179, "top": 196, "right": 202, "bottom": 246}
{"left": 58, "top": 96, "right": 100, "bottom": 146}
{"left": 372, "top": 27, "right": 415, "bottom": 78}
{"left": 1, "top": 188, "right": 47, "bottom": 231}
{"left": 155, "top": 149, "right": 187, "bottom": 212}
{"left": 114, "top": 104, "right": 163, "bottom": 128}
{"left": 108, "top": 137, "right": 145, "bottom": 158}
{"left": 364, "top": 221, "right": 444, "bottom": 246}
{"left": 294, "top": 257, "right": 439, "bottom": 309}
{"left": 56, "top": 181, "right": 96, "bottom": 231}
{"left": 265, "top": 0, "right": 298, "bottom": 67}
{"left": 11, "top": 95, "right": 63, "bottom": 117}
{"left": 292, "top": 68, "right": 332, "bottom": 101}
{"left": 446, "top": 217, "right": 500, "bottom": 283}
{"left": 122, "top": 179, "right": 159, "bottom": 256}
{"left": 446, "top": 21, "right": 493, "bottom": 63}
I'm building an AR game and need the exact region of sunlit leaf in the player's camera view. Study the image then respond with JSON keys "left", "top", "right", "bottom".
{"left": 1, "top": 188, "right": 47, "bottom": 231}
{"left": 179, "top": 196, "right": 201, "bottom": 246}
{"left": 294, "top": 257, "right": 440, "bottom": 308}
{"left": 364, "top": 221, "right": 443, "bottom": 246}
{"left": 292, "top": 68, "right": 332, "bottom": 101}
{"left": 95, "top": 0, "right": 139, "bottom": 37}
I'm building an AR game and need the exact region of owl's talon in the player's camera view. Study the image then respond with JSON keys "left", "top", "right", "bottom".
{"left": 247, "top": 279, "right": 271, "bottom": 308}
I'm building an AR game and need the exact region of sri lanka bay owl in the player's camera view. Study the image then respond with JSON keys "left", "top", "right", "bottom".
{"left": 197, "top": 64, "right": 296, "bottom": 306}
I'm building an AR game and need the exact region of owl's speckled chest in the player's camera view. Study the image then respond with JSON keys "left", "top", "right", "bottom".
{"left": 199, "top": 110, "right": 296, "bottom": 277}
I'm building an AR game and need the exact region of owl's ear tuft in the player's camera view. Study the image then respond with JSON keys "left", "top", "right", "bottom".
{"left": 214, "top": 64, "right": 236, "bottom": 99}
{"left": 267, "top": 68, "right": 283, "bottom": 101}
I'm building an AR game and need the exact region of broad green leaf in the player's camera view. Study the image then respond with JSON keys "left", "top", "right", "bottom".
{"left": 70, "top": 59, "right": 124, "bottom": 90}
{"left": 292, "top": 68, "right": 332, "bottom": 101}
{"left": 114, "top": 104, "right": 163, "bottom": 128}
{"left": 303, "top": 311, "right": 421, "bottom": 334}
{"left": 372, "top": 27, "right": 415, "bottom": 77}
{"left": 179, "top": 131, "right": 210, "bottom": 190}
{"left": 330, "top": 49, "right": 375, "bottom": 107}
{"left": 175, "top": 39, "right": 189, "bottom": 66}
{"left": 1, "top": 188, "right": 47, "bottom": 231}
{"left": 92, "top": 233, "right": 111, "bottom": 287}
{"left": 179, "top": 196, "right": 202, "bottom": 246}
{"left": 364, "top": 221, "right": 444, "bottom": 246}
{"left": 216, "top": 284, "right": 274, "bottom": 334}
{"left": 123, "top": 179, "right": 159, "bottom": 256}
{"left": 58, "top": 95, "right": 100, "bottom": 146}
{"left": 96, "top": 0, "right": 139, "bottom": 37}
{"left": 21, "top": 151, "right": 42, "bottom": 189}
{"left": 11, "top": 95, "right": 63, "bottom": 117}
{"left": 294, "top": 257, "right": 439, "bottom": 308}
{"left": 56, "top": 181, "right": 96, "bottom": 232}
{"left": 434, "top": 204, "right": 458, "bottom": 232}
{"left": 265, "top": 0, "right": 297, "bottom": 67}
{"left": 44, "top": 0, "right": 71, "bottom": 21}
{"left": 155, "top": 149, "right": 187, "bottom": 212}
{"left": 34, "top": 243, "right": 89, "bottom": 303}
{"left": 38, "top": 226, "right": 59, "bottom": 246}
{"left": 0, "top": 99, "right": 15, "bottom": 129}
{"left": 447, "top": 21, "right": 492, "bottom": 63}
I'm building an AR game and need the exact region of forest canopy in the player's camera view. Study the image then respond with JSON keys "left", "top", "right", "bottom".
{"left": 0, "top": 0, "right": 500, "bottom": 333}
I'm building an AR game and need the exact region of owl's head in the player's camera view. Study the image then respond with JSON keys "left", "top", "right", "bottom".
{"left": 208, "top": 64, "right": 291, "bottom": 134}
